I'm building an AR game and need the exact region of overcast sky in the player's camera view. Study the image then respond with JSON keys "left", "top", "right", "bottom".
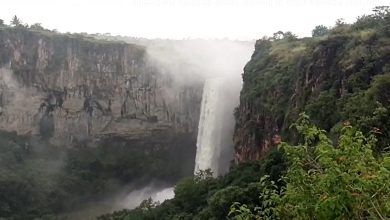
{"left": 1, "top": 0, "right": 388, "bottom": 40}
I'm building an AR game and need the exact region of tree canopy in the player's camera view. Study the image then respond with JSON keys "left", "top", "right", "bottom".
{"left": 10, "top": 15, "right": 22, "bottom": 27}
{"left": 312, "top": 25, "right": 329, "bottom": 37}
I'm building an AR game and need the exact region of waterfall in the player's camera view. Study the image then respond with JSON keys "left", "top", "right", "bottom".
{"left": 194, "top": 77, "right": 241, "bottom": 176}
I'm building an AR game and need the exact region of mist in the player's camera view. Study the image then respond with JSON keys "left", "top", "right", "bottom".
{"left": 116, "top": 184, "right": 175, "bottom": 209}
{"left": 145, "top": 39, "right": 254, "bottom": 176}
{"left": 61, "top": 183, "right": 174, "bottom": 220}
{"left": 0, "top": 35, "right": 254, "bottom": 219}
{"left": 82, "top": 39, "right": 255, "bottom": 213}
{"left": 116, "top": 39, "right": 252, "bottom": 178}
{"left": 144, "top": 39, "right": 254, "bottom": 83}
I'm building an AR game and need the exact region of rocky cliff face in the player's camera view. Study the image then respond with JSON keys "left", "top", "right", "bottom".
{"left": 0, "top": 28, "right": 202, "bottom": 149}
{"left": 234, "top": 23, "right": 390, "bottom": 162}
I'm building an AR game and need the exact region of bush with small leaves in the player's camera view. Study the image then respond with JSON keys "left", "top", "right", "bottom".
{"left": 230, "top": 113, "right": 390, "bottom": 219}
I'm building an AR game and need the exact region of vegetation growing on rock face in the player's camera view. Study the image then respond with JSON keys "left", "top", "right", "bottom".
{"left": 234, "top": 6, "right": 390, "bottom": 161}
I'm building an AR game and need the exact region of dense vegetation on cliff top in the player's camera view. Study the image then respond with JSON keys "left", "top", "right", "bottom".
{"left": 234, "top": 6, "right": 390, "bottom": 160}
{"left": 101, "top": 7, "right": 390, "bottom": 220}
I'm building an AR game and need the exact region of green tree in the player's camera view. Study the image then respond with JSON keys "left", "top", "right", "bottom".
{"left": 0, "top": 19, "right": 4, "bottom": 26}
{"left": 335, "top": 18, "right": 346, "bottom": 26}
{"left": 173, "top": 169, "right": 215, "bottom": 213}
{"left": 11, "top": 15, "right": 22, "bottom": 26}
{"left": 208, "top": 186, "right": 247, "bottom": 219}
{"left": 272, "top": 31, "right": 284, "bottom": 40}
{"left": 368, "top": 74, "right": 390, "bottom": 107}
{"left": 229, "top": 176, "right": 281, "bottom": 220}
{"left": 372, "top": 6, "right": 390, "bottom": 19}
{"left": 312, "top": 25, "right": 329, "bottom": 37}
{"left": 282, "top": 31, "right": 297, "bottom": 41}
{"left": 30, "top": 23, "right": 45, "bottom": 30}
{"left": 272, "top": 31, "right": 297, "bottom": 41}
{"left": 282, "top": 114, "right": 390, "bottom": 219}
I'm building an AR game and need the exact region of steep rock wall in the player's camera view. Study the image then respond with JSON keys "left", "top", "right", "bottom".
{"left": 0, "top": 28, "right": 202, "bottom": 148}
{"left": 234, "top": 24, "right": 390, "bottom": 162}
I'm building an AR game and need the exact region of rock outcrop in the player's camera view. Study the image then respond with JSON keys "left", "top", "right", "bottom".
{"left": 234, "top": 24, "right": 390, "bottom": 162}
{"left": 0, "top": 28, "right": 202, "bottom": 148}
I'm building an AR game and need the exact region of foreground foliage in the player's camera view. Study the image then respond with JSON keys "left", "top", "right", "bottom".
{"left": 230, "top": 114, "right": 390, "bottom": 219}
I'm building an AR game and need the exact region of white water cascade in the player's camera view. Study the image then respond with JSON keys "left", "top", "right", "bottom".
{"left": 194, "top": 77, "right": 241, "bottom": 176}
